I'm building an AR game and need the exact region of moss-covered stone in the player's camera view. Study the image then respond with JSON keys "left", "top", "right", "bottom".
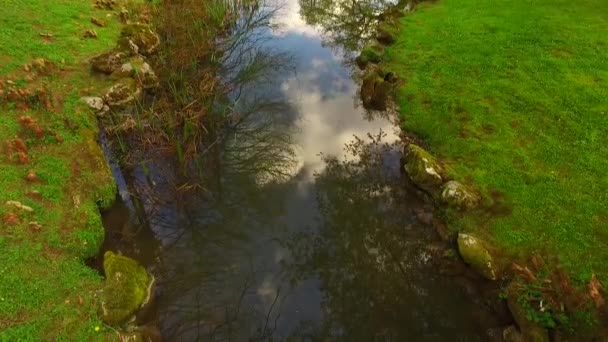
{"left": 403, "top": 144, "right": 444, "bottom": 194}
{"left": 91, "top": 50, "right": 129, "bottom": 74}
{"left": 100, "top": 251, "right": 153, "bottom": 326}
{"left": 360, "top": 72, "right": 391, "bottom": 111}
{"left": 119, "top": 23, "right": 160, "bottom": 55}
{"left": 506, "top": 286, "right": 551, "bottom": 342}
{"left": 441, "top": 181, "right": 480, "bottom": 210}
{"left": 111, "top": 56, "right": 159, "bottom": 89}
{"left": 376, "top": 22, "right": 397, "bottom": 45}
{"left": 103, "top": 78, "right": 143, "bottom": 109}
{"left": 355, "top": 43, "right": 384, "bottom": 69}
{"left": 457, "top": 233, "right": 499, "bottom": 280}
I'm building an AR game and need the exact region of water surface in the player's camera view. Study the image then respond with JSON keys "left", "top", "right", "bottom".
{"left": 102, "top": 1, "right": 509, "bottom": 340}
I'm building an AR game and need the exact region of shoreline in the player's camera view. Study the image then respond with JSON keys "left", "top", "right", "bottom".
{"left": 358, "top": 0, "right": 608, "bottom": 339}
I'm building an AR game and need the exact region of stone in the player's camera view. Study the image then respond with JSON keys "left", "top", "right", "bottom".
{"left": 441, "top": 181, "right": 481, "bottom": 210}
{"left": 99, "top": 251, "right": 153, "bottom": 326}
{"left": 119, "top": 23, "right": 160, "bottom": 56}
{"left": 116, "top": 56, "right": 159, "bottom": 89}
{"left": 91, "top": 50, "right": 129, "bottom": 74}
{"left": 376, "top": 24, "right": 397, "bottom": 45}
{"left": 135, "top": 61, "right": 160, "bottom": 89}
{"left": 103, "top": 78, "right": 143, "bottom": 109}
{"left": 355, "top": 43, "right": 384, "bottom": 69}
{"left": 457, "top": 233, "right": 498, "bottom": 280}
{"left": 503, "top": 325, "right": 524, "bottom": 342}
{"left": 506, "top": 288, "right": 551, "bottom": 342}
{"left": 112, "top": 62, "right": 135, "bottom": 79}
{"left": 81, "top": 96, "right": 105, "bottom": 111}
{"left": 403, "top": 144, "right": 444, "bottom": 194}
{"left": 360, "top": 72, "right": 391, "bottom": 110}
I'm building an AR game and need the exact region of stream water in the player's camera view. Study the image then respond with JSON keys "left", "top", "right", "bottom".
{"left": 99, "top": 0, "right": 511, "bottom": 340}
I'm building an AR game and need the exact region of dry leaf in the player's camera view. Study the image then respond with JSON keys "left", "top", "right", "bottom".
{"left": 589, "top": 274, "right": 605, "bottom": 308}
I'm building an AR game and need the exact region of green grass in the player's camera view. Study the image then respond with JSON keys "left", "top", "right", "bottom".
{"left": 386, "top": 0, "right": 608, "bottom": 283}
{"left": 0, "top": 0, "right": 123, "bottom": 73}
{"left": 0, "top": 0, "right": 125, "bottom": 339}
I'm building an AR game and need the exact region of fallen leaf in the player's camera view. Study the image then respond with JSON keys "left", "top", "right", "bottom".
{"left": 512, "top": 262, "right": 537, "bottom": 282}
{"left": 589, "top": 274, "right": 605, "bottom": 308}
{"left": 26, "top": 170, "right": 37, "bottom": 182}
{"left": 2, "top": 212, "right": 19, "bottom": 226}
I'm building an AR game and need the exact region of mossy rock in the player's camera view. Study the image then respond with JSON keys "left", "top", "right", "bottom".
{"left": 119, "top": 23, "right": 160, "bottom": 55}
{"left": 103, "top": 78, "right": 143, "bottom": 109}
{"left": 111, "top": 56, "right": 159, "bottom": 89}
{"left": 100, "top": 251, "right": 153, "bottom": 326}
{"left": 403, "top": 144, "right": 444, "bottom": 194}
{"left": 441, "top": 181, "right": 480, "bottom": 210}
{"left": 376, "top": 22, "right": 398, "bottom": 45}
{"left": 91, "top": 50, "right": 129, "bottom": 74}
{"left": 355, "top": 43, "right": 384, "bottom": 69}
{"left": 506, "top": 286, "right": 551, "bottom": 342}
{"left": 457, "top": 233, "right": 499, "bottom": 280}
{"left": 360, "top": 72, "right": 391, "bottom": 111}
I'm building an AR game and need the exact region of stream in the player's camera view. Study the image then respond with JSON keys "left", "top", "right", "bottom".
{"left": 99, "top": 0, "right": 511, "bottom": 340}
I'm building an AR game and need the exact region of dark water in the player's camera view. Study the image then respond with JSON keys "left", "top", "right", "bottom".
{"left": 100, "top": 0, "right": 511, "bottom": 340}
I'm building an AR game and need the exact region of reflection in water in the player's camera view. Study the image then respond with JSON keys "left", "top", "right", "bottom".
{"left": 100, "top": 0, "right": 509, "bottom": 340}
{"left": 285, "top": 134, "right": 505, "bottom": 340}
{"left": 299, "top": 0, "right": 396, "bottom": 54}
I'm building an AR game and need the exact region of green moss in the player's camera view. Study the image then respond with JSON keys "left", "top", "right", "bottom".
{"left": 457, "top": 233, "right": 499, "bottom": 280}
{"left": 356, "top": 43, "right": 384, "bottom": 69}
{"left": 403, "top": 144, "right": 444, "bottom": 194}
{"left": 100, "top": 252, "right": 152, "bottom": 326}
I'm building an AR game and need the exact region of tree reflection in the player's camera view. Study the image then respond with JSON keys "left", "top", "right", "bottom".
{"left": 284, "top": 133, "right": 503, "bottom": 340}
{"left": 299, "top": 0, "right": 396, "bottom": 52}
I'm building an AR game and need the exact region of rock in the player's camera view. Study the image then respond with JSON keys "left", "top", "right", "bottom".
{"left": 441, "top": 181, "right": 480, "bottom": 210}
{"left": 503, "top": 325, "right": 524, "bottom": 342}
{"left": 355, "top": 43, "right": 384, "bottom": 69}
{"left": 457, "top": 233, "right": 498, "bottom": 280}
{"left": 119, "top": 23, "right": 160, "bottom": 56}
{"left": 376, "top": 23, "right": 397, "bottom": 45}
{"left": 360, "top": 71, "right": 391, "bottom": 110}
{"left": 403, "top": 144, "right": 444, "bottom": 194}
{"left": 135, "top": 60, "right": 159, "bottom": 89}
{"left": 99, "top": 251, "right": 154, "bottom": 326}
{"left": 81, "top": 96, "right": 105, "bottom": 111}
{"left": 112, "top": 62, "right": 135, "bottom": 79}
{"left": 506, "top": 288, "right": 551, "bottom": 342}
{"left": 113, "top": 56, "right": 159, "bottom": 89}
{"left": 91, "top": 50, "right": 129, "bottom": 74}
{"left": 103, "top": 78, "right": 142, "bottom": 109}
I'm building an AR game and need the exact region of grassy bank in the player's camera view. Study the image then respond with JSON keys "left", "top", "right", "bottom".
{"left": 0, "top": 1, "right": 125, "bottom": 339}
{"left": 386, "top": 0, "right": 608, "bottom": 293}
